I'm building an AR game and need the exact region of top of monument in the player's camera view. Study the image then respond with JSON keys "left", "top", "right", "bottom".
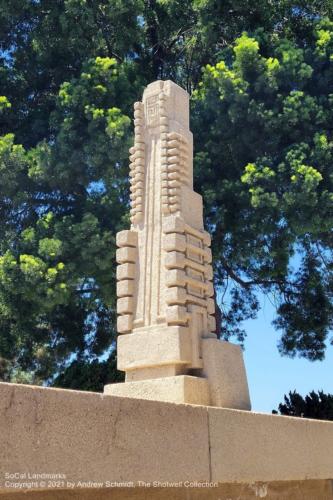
{"left": 143, "top": 79, "right": 188, "bottom": 96}
{"left": 142, "top": 80, "right": 189, "bottom": 129}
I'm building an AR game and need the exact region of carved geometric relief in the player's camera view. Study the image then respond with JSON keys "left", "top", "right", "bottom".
{"left": 117, "top": 81, "right": 217, "bottom": 352}
{"left": 146, "top": 95, "right": 160, "bottom": 127}
{"left": 186, "top": 267, "right": 205, "bottom": 298}
{"left": 186, "top": 234, "right": 204, "bottom": 264}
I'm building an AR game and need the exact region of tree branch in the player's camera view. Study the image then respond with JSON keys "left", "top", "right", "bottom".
{"left": 220, "top": 257, "right": 295, "bottom": 289}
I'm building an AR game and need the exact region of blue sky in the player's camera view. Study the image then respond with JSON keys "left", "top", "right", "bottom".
{"left": 242, "top": 295, "right": 333, "bottom": 413}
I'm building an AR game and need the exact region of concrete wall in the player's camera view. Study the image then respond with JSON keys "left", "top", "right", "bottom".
{"left": 0, "top": 382, "right": 332, "bottom": 497}
{"left": 2, "top": 480, "right": 333, "bottom": 500}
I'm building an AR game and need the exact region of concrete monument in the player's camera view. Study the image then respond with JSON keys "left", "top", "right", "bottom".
{"left": 105, "top": 80, "right": 251, "bottom": 408}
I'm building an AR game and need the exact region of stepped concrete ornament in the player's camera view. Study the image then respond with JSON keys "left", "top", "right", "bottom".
{"left": 105, "top": 80, "right": 251, "bottom": 408}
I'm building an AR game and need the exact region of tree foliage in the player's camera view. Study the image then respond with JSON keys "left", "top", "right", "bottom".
{"left": 0, "top": 56, "right": 134, "bottom": 385}
{"left": 193, "top": 25, "right": 333, "bottom": 358}
{"left": 0, "top": 0, "right": 332, "bottom": 388}
{"left": 273, "top": 390, "right": 333, "bottom": 420}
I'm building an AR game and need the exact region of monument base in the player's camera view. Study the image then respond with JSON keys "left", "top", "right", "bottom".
{"left": 104, "top": 375, "right": 210, "bottom": 406}
{"left": 202, "top": 338, "right": 251, "bottom": 409}
{"left": 106, "top": 339, "right": 251, "bottom": 409}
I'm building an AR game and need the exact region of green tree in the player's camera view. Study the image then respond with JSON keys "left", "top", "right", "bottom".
{"left": 193, "top": 26, "right": 333, "bottom": 359}
{"left": 273, "top": 390, "right": 333, "bottom": 420}
{"left": 0, "top": 1, "right": 332, "bottom": 389}
{"left": 0, "top": 57, "right": 136, "bottom": 385}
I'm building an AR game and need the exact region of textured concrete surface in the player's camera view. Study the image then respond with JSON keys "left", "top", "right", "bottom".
{"left": 0, "top": 382, "right": 210, "bottom": 487}
{"left": 208, "top": 406, "right": 333, "bottom": 483}
{"left": 0, "top": 382, "right": 332, "bottom": 497}
{"left": 116, "top": 326, "right": 193, "bottom": 372}
{"left": 105, "top": 375, "right": 210, "bottom": 405}
{"left": 202, "top": 339, "right": 251, "bottom": 409}
{"left": 1, "top": 480, "right": 333, "bottom": 499}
